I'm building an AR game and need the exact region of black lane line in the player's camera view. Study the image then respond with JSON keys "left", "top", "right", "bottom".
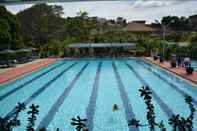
{"left": 136, "top": 60, "right": 197, "bottom": 106}
{"left": 36, "top": 62, "right": 89, "bottom": 130}
{"left": 112, "top": 62, "right": 140, "bottom": 131}
{"left": 0, "top": 61, "right": 67, "bottom": 101}
{"left": 86, "top": 62, "right": 102, "bottom": 131}
{"left": 5, "top": 62, "right": 78, "bottom": 119}
{"left": 125, "top": 62, "right": 174, "bottom": 118}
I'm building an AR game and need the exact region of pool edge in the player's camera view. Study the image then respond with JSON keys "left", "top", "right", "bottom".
{"left": 143, "top": 57, "right": 197, "bottom": 87}
{"left": 0, "top": 58, "right": 61, "bottom": 86}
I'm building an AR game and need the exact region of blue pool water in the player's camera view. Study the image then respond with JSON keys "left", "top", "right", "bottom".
{"left": 191, "top": 61, "right": 197, "bottom": 71}
{"left": 0, "top": 58, "right": 197, "bottom": 131}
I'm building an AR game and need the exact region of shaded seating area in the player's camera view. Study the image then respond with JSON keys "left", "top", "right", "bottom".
{"left": 0, "top": 49, "right": 17, "bottom": 68}
{"left": 66, "top": 43, "right": 136, "bottom": 57}
{"left": 0, "top": 48, "right": 39, "bottom": 68}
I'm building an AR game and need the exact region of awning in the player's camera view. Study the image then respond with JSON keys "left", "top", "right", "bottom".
{"left": 16, "top": 48, "right": 32, "bottom": 52}
{"left": 0, "top": 49, "right": 16, "bottom": 54}
{"left": 67, "top": 43, "right": 136, "bottom": 49}
{"left": 167, "top": 42, "right": 189, "bottom": 47}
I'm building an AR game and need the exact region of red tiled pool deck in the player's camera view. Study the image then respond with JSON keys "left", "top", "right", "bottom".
{"left": 144, "top": 57, "right": 197, "bottom": 85}
{"left": 0, "top": 58, "right": 58, "bottom": 84}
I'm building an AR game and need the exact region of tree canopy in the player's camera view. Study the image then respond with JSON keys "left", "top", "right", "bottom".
{"left": 161, "top": 16, "right": 193, "bottom": 31}
{"left": 0, "top": 4, "right": 197, "bottom": 58}
{"left": 0, "top": 6, "right": 24, "bottom": 50}
{"left": 17, "top": 4, "right": 65, "bottom": 48}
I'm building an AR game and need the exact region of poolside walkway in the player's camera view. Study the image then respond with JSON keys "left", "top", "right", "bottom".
{"left": 0, "top": 58, "right": 58, "bottom": 84}
{"left": 144, "top": 57, "right": 197, "bottom": 85}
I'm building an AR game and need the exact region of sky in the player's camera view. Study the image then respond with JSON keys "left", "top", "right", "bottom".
{"left": 5, "top": 0, "right": 197, "bottom": 23}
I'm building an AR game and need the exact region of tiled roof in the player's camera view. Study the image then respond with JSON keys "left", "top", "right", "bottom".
{"left": 123, "top": 22, "right": 156, "bottom": 32}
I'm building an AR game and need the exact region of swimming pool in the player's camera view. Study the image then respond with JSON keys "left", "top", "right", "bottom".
{"left": 0, "top": 58, "right": 196, "bottom": 131}
{"left": 191, "top": 61, "right": 197, "bottom": 71}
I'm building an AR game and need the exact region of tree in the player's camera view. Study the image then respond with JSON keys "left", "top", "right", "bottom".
{"left": 0, "top": 6, "right": 24, "bottom": 50}
{"left": 76, "top": 11, "right": 88, "bottom": 19}
{"left": 161, "top": 16, "right": 192, "bottom": 31}
{"left": 189, "top": 35, "right": 197, "bottom": 58}
{"left": 129, "top": 86, "right": 196, "bottom": 131}
{"left": 10, "top": 17, "right": 24, "bottom": 49}
{"left": 116, "top": 17, "right": 127, "bottom": 26}
{"left": 46, "top": 39, "right": 63, "bottom": 56}
{"left": 17, "top": 4, "right": 65, "bottom": 48}
{"left": 65, "top": 11, "right": 97, "bottom": 42}
{"left": 189, "top": 15, "right": 197, "bottom": 31}
{"left": 0, "top": 18, "right": 11, "bottom": 50}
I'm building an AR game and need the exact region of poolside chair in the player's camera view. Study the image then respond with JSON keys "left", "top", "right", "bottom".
{"left": 0, "top": 60, "right": 7, "bottom": 68}
{"left": 183, "top": 57, "right": 190, "bottom": 68}
{"left": 0, "top": 60, "right": 16, "bottom": 68}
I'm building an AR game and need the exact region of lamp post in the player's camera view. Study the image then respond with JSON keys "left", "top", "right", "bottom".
{"left": 159, "top": 20, "right": 175, "bottom": 58}
{"left": 162, "top": 25, "right": 166, "bottom": 58}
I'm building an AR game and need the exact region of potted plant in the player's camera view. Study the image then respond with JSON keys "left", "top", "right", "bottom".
{"left": 171, "top": 61, "right": 176, "bottom": 68}
{"left": 186, "top": 66, "right": 194, "bottom": 74}
{"left": 153, "top": 55, "right": 158, "bottom": 61}
{"left": 159, "top": 57, "right": 164, "bottom": 63}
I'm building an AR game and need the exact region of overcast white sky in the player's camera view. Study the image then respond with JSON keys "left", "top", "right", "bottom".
{"left": 5, "top": 0, "right": 197, "bottom": 23}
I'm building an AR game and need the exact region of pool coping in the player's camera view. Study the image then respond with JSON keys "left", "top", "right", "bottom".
{"left": 143, "top": 57, "right": 197, "bottom": 87}
{"left": 0, "top": 58, "right": 60, "bottom": 86}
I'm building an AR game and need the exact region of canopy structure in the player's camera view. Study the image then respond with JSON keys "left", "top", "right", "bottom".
{"left": 16, "top": 48, "right": 32, "bottom": 52}
{"left": 66, "top": 43, "right": 137, "bottom": 57}
{"left": 167, "top": 42, "right": 189, "bottom": 47}
{"left": 27, "top": 47, "right": 38, "bottom": 51}
{"left": 0, "top": 49, "right": 16, "bottom": 54}
{"left": 68, "top": 43, "right": 136, "bottom": 49}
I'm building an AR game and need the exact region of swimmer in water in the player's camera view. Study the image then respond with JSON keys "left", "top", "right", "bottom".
{"left": 113, "top": 104, "right": 120, "bottom": 112}
{"left": 82, "top": 127, "right": 89, "bottom": 131}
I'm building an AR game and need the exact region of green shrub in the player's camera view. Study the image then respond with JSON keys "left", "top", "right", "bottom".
{"left": 128, "top": 86, "right": 196, "bottom": 131}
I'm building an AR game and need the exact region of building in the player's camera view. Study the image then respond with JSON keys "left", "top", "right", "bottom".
{"left": 122, "top": 21, "right": 159, "bottom": 37}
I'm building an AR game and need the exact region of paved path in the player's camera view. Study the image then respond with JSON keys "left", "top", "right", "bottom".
{"left": 144, "top": 57, "right": 197, "bottom": 85}
{"left": 0, "top": 58, "right": 58, "bottom": 84}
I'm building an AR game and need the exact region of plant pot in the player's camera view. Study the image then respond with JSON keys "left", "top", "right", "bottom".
{"left": 171, "top": 61, "right": 176, "bottom": 68}
{"left": 153, "top": 56, "right": 158, "bottom": 61}
{"left": 159, "top": 57, "right": 164, "bottom": 63}
{"left": 186, "top": 67, "right": 194, "bottom": 74}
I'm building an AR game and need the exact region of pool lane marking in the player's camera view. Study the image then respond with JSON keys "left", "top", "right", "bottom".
{"left": 0, "top": 61, "right": 67, "bottom": 102}
{"left": 86, "top": 62, "right": 102, "bottom": 131}
{"left": 112, "top": 62, "right": 140, "bottom": 131}
{"left": 36, "top": 62, "right": 89, "bottom": 130}
{"left": 5, "top": 62, "right": 78, "bottom": 119}
{"left": 125, "top": 62, "right": 174, "bottom": 118}
{"left": 136, "top": 60, "right": 197, "bottom": 106}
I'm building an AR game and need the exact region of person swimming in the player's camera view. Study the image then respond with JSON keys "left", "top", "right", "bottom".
{"left": 113, "top": 104, "right": 120, "bottom": 112}
{"left": 82, "top": 127, "right": 89, "bottom": 131}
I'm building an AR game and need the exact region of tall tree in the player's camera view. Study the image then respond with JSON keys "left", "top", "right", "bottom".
{"left": 0, "top": 6, "right": 24, "bottom": 50}
{"left": 17, "top": 4, "right": 65, "bottom": 48}
{"left": 189, "top": 15, "right": 197, "bottom": 31}
{"left": 161, "top": 16, "right": 192, "bottom": 31}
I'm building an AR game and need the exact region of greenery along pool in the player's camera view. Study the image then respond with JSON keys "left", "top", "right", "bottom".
{"left": 0, "top": 58, "right": 197, "bottom": 131}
